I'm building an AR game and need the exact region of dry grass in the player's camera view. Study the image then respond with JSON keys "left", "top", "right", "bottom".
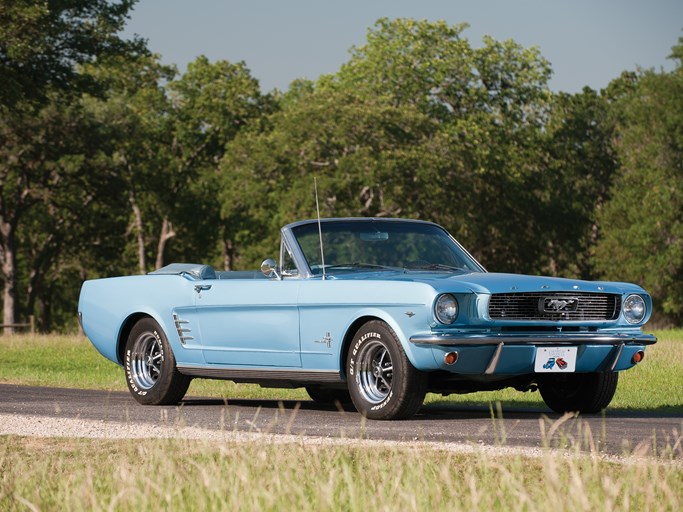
{"left": 1, "top": 432, "right": 682, "bottom": 511}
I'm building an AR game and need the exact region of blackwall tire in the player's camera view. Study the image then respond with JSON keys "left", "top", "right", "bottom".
{"left": 124, "top": 317, "right": 191, "bottom": 405}
{"left": 346, "top": 320, "right": 427, "bottom": 420}
{"left": 539, "top": 371, "right": 619, "bottom": 414}
{"left": 305, "top": 386, "right": 353, "bottom": 406}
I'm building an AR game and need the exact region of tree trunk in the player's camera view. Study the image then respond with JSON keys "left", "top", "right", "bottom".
{"left": 155, "top": 217, "right": 176, "bottom": 270}
{"left": 38, "top": 291, "right": 51, "bottom": 333}
{"left": 129, "top": 190, "right": 146, "bottom": 274}
{"left": 1, "top": 235, "right": 17, "bottom": 335}
{"left": 223, "top": 237, "right": 235, "bottom": 271}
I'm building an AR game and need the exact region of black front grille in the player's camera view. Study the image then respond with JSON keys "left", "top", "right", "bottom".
{"left": 488, "top": 292, "right": 620, "bottom": 321}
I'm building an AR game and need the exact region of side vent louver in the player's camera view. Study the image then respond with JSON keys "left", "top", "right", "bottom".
{"left": 173, "top": 313, "right": 193, "bottom": 345}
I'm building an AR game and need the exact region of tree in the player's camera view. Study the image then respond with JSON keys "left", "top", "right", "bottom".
{"left": 0, "top": 0, "right": 143, "bottom": 107}
{"left": 219, "top": 19, "right": 555, "bottom": 272}
{"left": 86, "top": 54, "right": 271, "bottom": 276}
{"left": 84, "top": 54, "right": 178, "bottom": 275}
{"left": 167, "top": 56, "right": 273, "bottom": 270}
{"left": 326, "top": 19, "right": 554, "bottom": 272}
{"left": 220, "top": 88, "right": 442, "bottom": 267}
{"left": 538, "top": 87, "right": 619, "bottom": 279}
{"left": 0, "top": 93, "right": 126, "bottom": 331}
{"left": 0, "top": 0, "right": 140, "bottom": 332}
{"left": 593, "top": 39, "right": 683, "bottom": 324}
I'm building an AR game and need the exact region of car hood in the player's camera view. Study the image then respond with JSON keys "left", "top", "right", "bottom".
{"left": 436, "top": 272, "right": 645, "bottom": 295}
{"left": 329, "top": 270, "right": 645, "bottom": 295}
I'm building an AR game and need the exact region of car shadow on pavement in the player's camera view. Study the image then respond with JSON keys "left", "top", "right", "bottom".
{"left": 178, "top": 396, "right": 682, "bottom": 420}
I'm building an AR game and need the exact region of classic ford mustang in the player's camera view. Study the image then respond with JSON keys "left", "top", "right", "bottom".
{"left": 79, "top": 218, "right": 656, "bottom": 420}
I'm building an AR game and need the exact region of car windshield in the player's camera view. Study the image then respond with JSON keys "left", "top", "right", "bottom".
{"left": 291, "top": 220, "right": 484, "bottom": 275}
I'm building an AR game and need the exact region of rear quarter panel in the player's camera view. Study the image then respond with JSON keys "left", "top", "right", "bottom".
{"left": 78, "top": 275, "right": 197, "bottom": 366}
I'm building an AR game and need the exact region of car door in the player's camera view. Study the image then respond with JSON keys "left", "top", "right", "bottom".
{"left": 191, "top": 278, "right": 302, "bottom": 367}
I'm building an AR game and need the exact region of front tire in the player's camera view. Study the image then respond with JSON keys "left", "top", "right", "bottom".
{"left": 124, "top": 318, "right": 191, "bottom": 405}
{"left": 539, "top": 371, "right": 618, "bottom": 414}
{"left": 346, "top": 320, "right": 427, "bottom": 420}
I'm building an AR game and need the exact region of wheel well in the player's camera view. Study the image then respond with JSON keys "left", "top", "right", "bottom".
{"left": 117, "top": 313, "right": 152, "bottom": 365}
{"left": 339, "top": 315, "right": 382, "bottom": 380}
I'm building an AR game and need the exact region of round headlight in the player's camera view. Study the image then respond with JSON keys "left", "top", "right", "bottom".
{"left": 623, "top": 294, "right": 646, "bottom": 324}
{"left": 435, "top": 294, "right": 458, "bottom": 324}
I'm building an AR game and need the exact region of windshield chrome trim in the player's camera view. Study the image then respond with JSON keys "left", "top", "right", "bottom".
{"left": 283, "top": 217, "right": 438, "bottom": 231}
{"left": 281, "top": 226, "right": 313, "bottom": 279}
{"left": 282, "top": 217, "right": 487, "bottom": 278}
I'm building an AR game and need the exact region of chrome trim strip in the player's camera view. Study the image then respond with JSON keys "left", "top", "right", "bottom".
{"left": 281, "top": 227, "right": 313, "bottom": 279}
{"left": 409, "top": 333, "right": 657, "bottom": 346}
{"left": 177, "top": 365, "right": 342, "bottom": 383}
{"left": 608, "top": 342, "right": 625, "bottom": 371}
{"left": 484, "top": 342, "right": 504, "bottom": 375}
{"left": 200, "top": 346, "right": 298, "bottom": 355}
{"left": 172, "top": 313, "right": 194, "bottom": 345}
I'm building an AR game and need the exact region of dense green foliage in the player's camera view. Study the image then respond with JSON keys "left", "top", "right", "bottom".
{"left": 0, "top": 8, "right": 681, "bottom": 330}
{"left": 593, "top": 43, "right": 683, "bottom": 324}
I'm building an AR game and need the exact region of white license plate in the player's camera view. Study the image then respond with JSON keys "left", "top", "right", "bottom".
{"left": 534, "top": 347, "right": 577, "bottom": 373}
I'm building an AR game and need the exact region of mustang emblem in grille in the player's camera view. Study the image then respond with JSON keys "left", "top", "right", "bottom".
{"left": 540, "top": 297, "right": 579, "bottom": 313}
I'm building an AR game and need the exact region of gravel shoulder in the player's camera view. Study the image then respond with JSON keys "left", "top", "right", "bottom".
{"left": 5, "top": 412, "right": 683, "bottom": 470}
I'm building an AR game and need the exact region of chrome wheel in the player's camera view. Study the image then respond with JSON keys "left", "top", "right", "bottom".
{"left": 130, "top": 332, "right": 163, "bottom": 390}
{"left": 125, "top": 318, "right": 190, "bottom": 405}
{"left": 347, "top": 320, "right": 427, "bottom": 420}
{"left": 355, "top": 339, "right": 393, "bottom": 404}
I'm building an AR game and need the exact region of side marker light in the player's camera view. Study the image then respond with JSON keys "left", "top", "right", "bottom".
{"left": 632, "top": 351, "right": 645, "bottom": 364}
{"left": 444, "top": 352, "right": 459, "bottom": 365}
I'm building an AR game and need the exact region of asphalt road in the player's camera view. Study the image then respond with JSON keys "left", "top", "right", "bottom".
{"left": 1, "top": 383, "right": 681, "bottom": 456}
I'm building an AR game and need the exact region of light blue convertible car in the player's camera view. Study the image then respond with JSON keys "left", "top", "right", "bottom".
{"left": 79, "top": 218, "right": 656, "bottom": 420}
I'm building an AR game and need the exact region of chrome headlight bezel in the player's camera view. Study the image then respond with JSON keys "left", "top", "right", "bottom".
{"left": 623, "top": 294, "right": 646, "bottom": 324}
{"left": 435, "top": 294, "right": 459, "bottom": 324}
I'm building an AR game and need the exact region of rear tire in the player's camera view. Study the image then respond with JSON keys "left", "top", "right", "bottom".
{"left": 346, "top": 320, "right": 427, "bottom": 420}
{"left": 124, "top": 318, "right": 191, "bottom": 405}
{"left": 539, "top": 371, "right": 618, "bottom": 414}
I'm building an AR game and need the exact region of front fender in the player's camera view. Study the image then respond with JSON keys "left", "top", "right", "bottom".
{"left": 341, "top": 306, "right": 438, "bottom": 371}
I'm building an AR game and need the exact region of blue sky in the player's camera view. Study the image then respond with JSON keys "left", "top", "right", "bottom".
{"left": 122, "top": 0, "right": 682, "bottom": 93}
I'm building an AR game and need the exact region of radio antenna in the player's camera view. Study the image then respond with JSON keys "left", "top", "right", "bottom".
{"left": 314, "top": 177, "right": 326, "bottom": 280}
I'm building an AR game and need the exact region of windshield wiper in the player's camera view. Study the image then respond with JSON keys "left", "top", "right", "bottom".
{"left": 405, "top": 262, "right": 465, "bottom": 272}
{"left": 325, "top": 262, "right": 399, "bottom": 271}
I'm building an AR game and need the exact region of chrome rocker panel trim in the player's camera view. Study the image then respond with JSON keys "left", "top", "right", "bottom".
{"left": 177, "top": 365, "right": 342, "bottom": 384}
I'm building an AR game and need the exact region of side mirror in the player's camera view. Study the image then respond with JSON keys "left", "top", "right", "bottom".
{"left": 260, "top": 258, "right": 281, "bottom": 279}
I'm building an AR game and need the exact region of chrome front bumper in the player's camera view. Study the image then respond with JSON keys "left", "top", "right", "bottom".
{"left": 409, "top": 332, "right": 656, "bottom": 375}
{"left": 409, "top": 332, "right": 657, "bottom": 347}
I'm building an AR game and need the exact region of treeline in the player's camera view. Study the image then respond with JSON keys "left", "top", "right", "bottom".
{"left": 1, "top": 2, "right": 681, "bottom": 331}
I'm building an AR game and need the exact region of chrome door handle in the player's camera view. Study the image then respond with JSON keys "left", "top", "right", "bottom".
{"left": 194, "top": 284, "right": 212, "bottom": 293}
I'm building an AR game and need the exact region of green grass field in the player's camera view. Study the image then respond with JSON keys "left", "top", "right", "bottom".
{"left": 1, "top": 331, "right": 681, "bottom": 412}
